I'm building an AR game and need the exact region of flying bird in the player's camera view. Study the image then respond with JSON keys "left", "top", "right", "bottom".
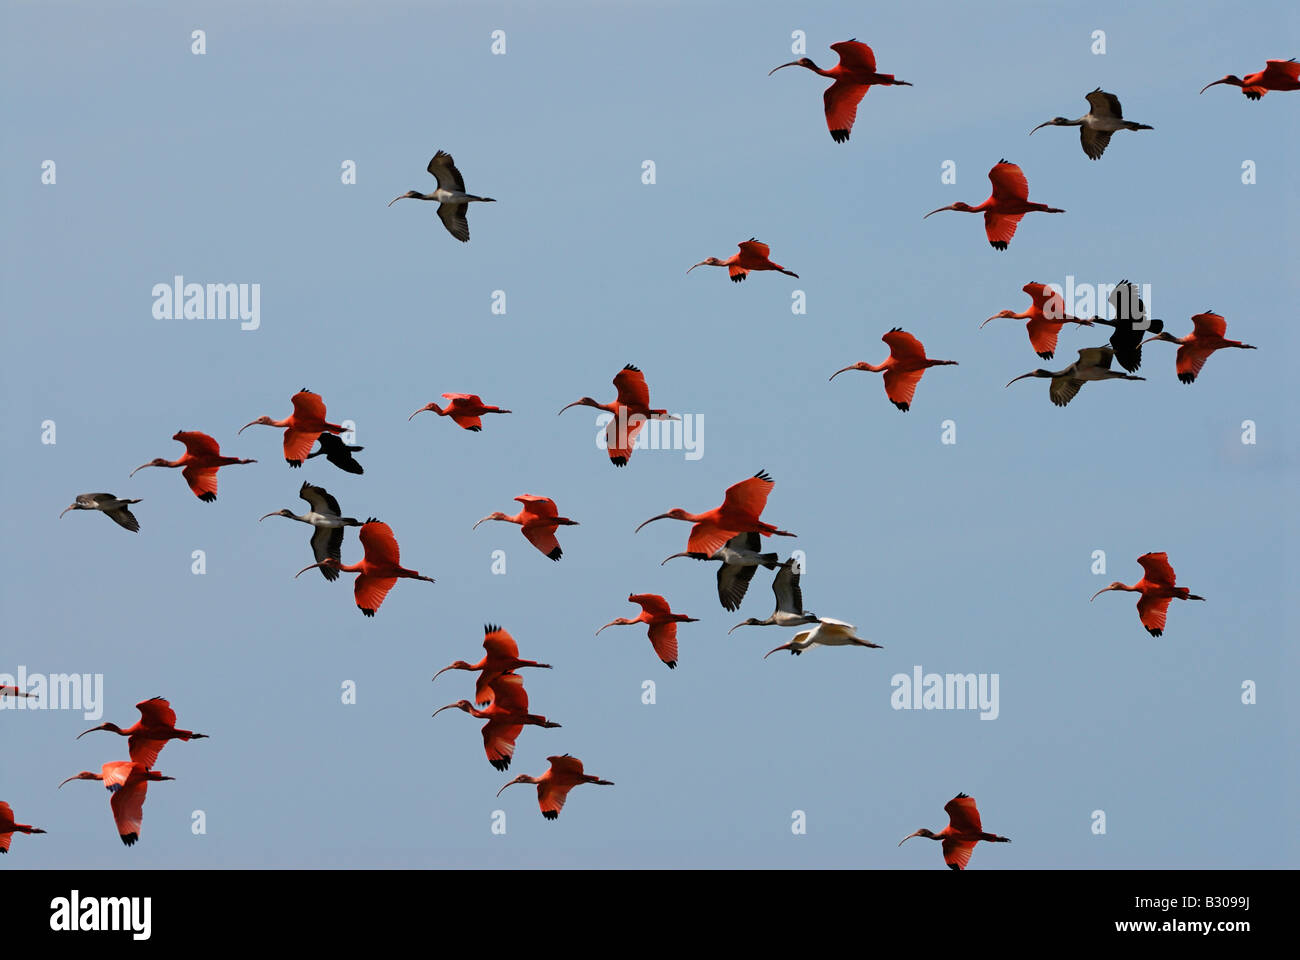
{"left": 688, "top": 239, "right": 798, "bottom": 283}
{"left": 305, "top": 433, "right": 364, "bottom": 475}
{"left": 830, "top": 328, "right": 958, "bottom": 410}
{"left": 497, "top": 754, "right": 614, "bottom": 820}
{"left": 729, "top": 557, "right": 818, "bottom": 633}
{"left": 295, "top": 519, "right": 435, "bottom": 616}
{"left": 661, "top": 531, "right": 780, "bottom": 612}
{"left": 240, "top": 389, "right": 346, "bottom": 467}
{"left": 59, "top": 493, "right": 143, "bottom": 532}
{"left": 924, "top": 160, "right": 1064, "bottom": 250}
{"left": 636, "top": 470, "right": 797, "bottom": 558}
{"left": 433, "top": 624, "right": 553, "bottom": 708}
{"left": 76, "top": 697, "right": 208, "bottom": 769}
{"left": 0, "top": 802, "right": 46, "bottom": 853}
{"left": 596, "top": 593, "right": 698, "bottom": 669}
{"left": 768, "top": 39, "right": 911, "bottom": 143}
{"left": 389, "top": 150, "right": 496, "bottom": 242}
{"left": 1088, "top": 280, "right": 1162, "bottom": 372}
{"left": 130, "top": 431, "right": 255, "bottom": 502}
{"left": 763, "top": 618, "right": 882, "bottom": 658}
{"left": 982, "top": 283, "right": 1095, "bottom": 360}
{"left": 260, "top": 482, "right": 362, "bottom": 581}
{"left": 1200, "top": 58, "right": 1300, "bottom": 99}
{"left": 1090, "top": 552, "right": 1205, "bottom": 637}
{"left": 1005, "top": 347, "right": 1144, "bottom": 407}
{"left": 1141, "top": 311, "right": 1256, "bottom": 383}
{"left": 59, "top": 761, "right": 174, "bottom": 847}
{"left": 410, "top": 394, "right": 511, "bottom": 432}
{"left": 1029, "top": 88, "right": 1153, "bottom": 159}
{"left": 474, "top": 495, "right": 579, "bottom": 561}
{"left": 558, "top": 365, "right": 677, "bottom": 467}
{"left": 899, "top": 794, "right": 1011, "bottom": 870}
{"left": 433, "top": 672, "right": 560, "bottom": 771}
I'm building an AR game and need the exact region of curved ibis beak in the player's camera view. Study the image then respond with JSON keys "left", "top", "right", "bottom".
{"left": 431, "top": 665, "right": 455, "bottom": 682}
{"left": 1029, "top": 120, "right": 1054, "bottom": 135}
{"left": 59, "top": 505, "right": 75, "bottom": 518}
{"left": 922, "top": 205, "right": 955, "bottom": 219}
{"left": 472, "top": 516, "right": 495, "bottom": 531}
{"left": 129, "top": 463, "right": 153, "bottom": 477}
{"left": 258, "top": 512, "right": 280, "bottom": 522}
{"left": 556, "top": 400, "right": 584, "bottom": 415}
{"left": 75, "top": 727, "right": 99, "bottom": 740}
{"left": 1198, "top": 79, "right": 1226, "bottom": 95}
{"left": 237, "top": 420, "right": 260, "bottom": 435}
{"left": 898, "top": 830, "right": 925, "bottom": 846}
{"left": 294, "top": 561, "right": 328, "bottom": 579}
{"left": 594, "top": 621, "right": 618, "bottom": 637}
{"left": 57, "top": 776, "right": 81, "bottom": 789}
{"left": 408, "top": 407, "right": 428, "bottom": 421}
{"left": 431, "top": 703, "right": 459, "bottom": 718}
{"left": 660, "top": 552, "right": 694, "bottom": 565}
{"left": 1005, "top": 372, "right": 1035, "bottom": 388}
{"left": 762, "top": 643, "right": 791, "bottom": 660}
{"left": 828, "top": 366, "right": 856, "bottom": 381}
{"left": 685, "top": 261, "right": 709, "bottom": 274}
{"left": 634, "top": 513, "right": 672, "bottom": 533}
{"left": 1089, "top": 586, "right": 1112, "bottom": 602}
{"left": 980, "top": 316, "right": 1002, "bottom": 328}
{"left": 387, "top": 194, "right": 408, "bottom": 207}
{"left": 726, "top": 622, "right": 747, "bottom": 635}
{"left": 767, "top": 61, "right": 800, "bottom": 76}
{"left": 495, "top": 780, "right": 521, "bottom": 798}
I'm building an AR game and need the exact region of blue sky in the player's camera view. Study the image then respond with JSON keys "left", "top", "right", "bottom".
{"left": 1, "top": 0, "right": 1295, "bottom": 868}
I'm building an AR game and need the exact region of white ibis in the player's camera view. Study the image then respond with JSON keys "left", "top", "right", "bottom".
{"left": 59, "top": 493, "right": 142, "bottom": 532}
{"left": 260, "top": 482, "right": 362, "bottom": 581}
{"left": 1089, "top": 280, "right": 1163, "bottom": 372}
{"left": 306, "top": 433, "right": 365, "bottom": 475}
{"left": 389, "top": 150, "right": 496, "bottom": 242}
{"left": 763, "top": 617, "right": 882, "bottom": 658}
{"left": 728, "top": 558, "right": 818, "bottom": 633}
{"left": 1030, "top": 89, "right": 1153, "bottom": 159}
{"left": 1005, "top": 347, "right": 1145, "bottom": 407}
{"left": 661, "top": 531, "right": 780, "bottom": 612}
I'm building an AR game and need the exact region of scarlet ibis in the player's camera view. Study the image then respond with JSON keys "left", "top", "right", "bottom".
{"left": 240, "top": 389, "right": 346, "bottom": 467}
{"left": 982, "top": 283, "right": 1095, "bottom": 360}
{"left": 306, "top": 433, "right": 364, "bottom": 474}
{"left": 497, "top": 754, "right": 614, "bottom": 820}
{"left": 1005, "top": 347, "right": 1144, "bottom": 406}
{"left": 1200, "top": 58, "right": 1300, "bottom": 99}
{"left": 77, "top": 697, "right": 208, "bottom": 769}
{"left": 830, "top": 328, "right": 957, "bottom": 411}
{"left": 0, "top": 802, "right": 46, "bottom": 853}
{"left": 1141, "top": 311, "right": 1256, "bottom": 383}
{"left": 260, "top": 482, "right": 361, "bottom": 582}
{"left": 0, "top": 686, "right": 35, "bottom": 699}
{"left": 596, "top": 593, "right": 698, "bottom": 669}
{"left": 899, "top": 794, "right": 1011, "bottom": 870}
{"left": 661, "top": 531, "right": 779, "bottom": 612}
{"left": 59, "top": 493, "right": 142, "bottom": 532}
{"left": 768, "top": 39, "right": 911, "bottom": 143}
{"left": 688, "top": 239, "right": 798, "bottom": 283}
{"left": 558, "top": 365, "right": 677, "bottom": 467}
{"left": 1089, "top": 280, "right": 1163, "bottom": 372}
{"left": 389, "top": 150, "right": 496, "bottom": 242}
{"left": 433, "top": 673, "right": 560, "bottom": 771}
{"left": 59, "top": 761, "right": 174, "bottom": 847}
{"left": 728, "top": 557, "right": 818, "bottom": 633}
{"left": 474, "top": 495, "right": 579, "bottom": 561}
{"left": 1029, "top": 89, "right": 1153, "bottom": 159}
{"left": 295, "top": 519, "right": 435, "bottom": 616}
{"left": 130, "top": 431, "right": 255, "bottom": 502}
{"left": 636, "top": 470, "right": 797, "bottom": 558}
{"left": 1090, "top": 552, "right": 1205, "bottom": 637}
{"left": 433, "top": 624, "right": 553, "bottom": 708}
{"left": 764, "top": 618, "right": 882, "bottom": 659}
{"left": 924, "top": 160, "right": 1064, "bottom": 250}
{"left": 410, "top": 393, "right": 511, "bottom": 432}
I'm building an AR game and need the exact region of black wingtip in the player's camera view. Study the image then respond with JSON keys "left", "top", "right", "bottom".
{"left": 610, "top": 456, "right": 629, "bottom": 467}
{"left": 485, "top": 623, "right": 501, "bottom": 635}
{"left": 893, "top": 401, "right": 910, "bottom": 412}
{"left": 990, "top": 241, "right": 1009, "bottom": 251}
{"left": 491, "top": 758, "right": 511, "bottom": 772}
{"left": 547, "top": 547, "right": 563, "bottom": 561}
{"left": 830, "top": 129, "right": 850, "bottom": 143}
{"left": 121, "top": 833, "right": 139, "bottom": 847}
{"left": 666, "top": 661, "right": 677, "bottom": 669}
{"left": 198, "top": 492, "right": 216, "bottom": 503}
{"left": 543, "top": 810, "right": 559, "bottom": 820}
{"left": 361, "top": 608, "right": 376, "bottom": 618}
